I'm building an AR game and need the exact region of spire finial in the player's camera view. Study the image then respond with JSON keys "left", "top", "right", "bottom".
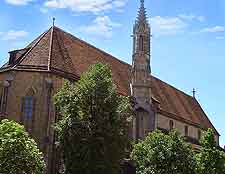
{"left": 52, "top": 17, "right": 56, "bottom": 27}
{"left": 137, "top": 0, "right": 148, "bottom": 24}
{"left": 140, "top": 0, "right": 144, "bottom": 6}
{"left": 192, "top": 88, "right": 196, "bottom": 98}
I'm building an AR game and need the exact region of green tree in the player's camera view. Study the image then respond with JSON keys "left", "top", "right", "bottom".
{"left": 0, "top": 119, "right": 45, "bottom": 174}
{"left": 54, "top": 63, "right": 132, "bottom": 174}
{"left": 196, "top": 129, "right": 225, "bottom": 174}
{"left": 131, "top": 130, "right": 196, "bottom": 174}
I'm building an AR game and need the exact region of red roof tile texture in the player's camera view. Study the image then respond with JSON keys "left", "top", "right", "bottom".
{"left": 1, "top": 26, "right": 219, "bottom": 135}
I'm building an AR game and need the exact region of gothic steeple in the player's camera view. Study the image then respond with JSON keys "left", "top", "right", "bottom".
{"left": 131, "top": 0, "right": 154, "bottom": 140}
{"left": 133, "top": 0, "right": 151, "bottom": 66}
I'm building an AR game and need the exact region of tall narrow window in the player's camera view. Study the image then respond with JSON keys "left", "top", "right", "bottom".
{"left": 23, "top": 96, "right": 34, "bottom": 119}
{"left": 198, "top": 129, "right": 201, "bottom": 140}
{"left": 139, "top": 35, "right": 144, "bottom": 51}
{"left": 185, "top": 126, "right": 189, "bottom": 136}
{"left": 0, "top": 81, "right": 9, "bottom": 114}
{"left": 169, "top": 120, "right": 174, "bottom": 130}
{"left": 21, "top": 88, "right": 35, "bottom": 133}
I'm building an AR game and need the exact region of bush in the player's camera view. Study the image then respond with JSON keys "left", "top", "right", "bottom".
{"left": 0, "top": 119, "right": 45, "bottom": 174}
{"left": 131, "top": 130, "right": 196, "bottom": 174}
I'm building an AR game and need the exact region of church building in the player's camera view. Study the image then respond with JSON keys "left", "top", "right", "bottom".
{"left": 0, "top": 0, "right": 219, "bottom": 173}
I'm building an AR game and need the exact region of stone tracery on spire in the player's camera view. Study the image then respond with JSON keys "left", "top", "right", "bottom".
{"left": 136, "top": 0, "right": 149, "bottom": 25}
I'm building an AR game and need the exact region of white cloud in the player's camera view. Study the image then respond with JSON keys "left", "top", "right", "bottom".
{"left": 197, "top": 16, "right": 205, "bottom": 22}
{"left": 216, "top": 36, "right": 225, "bottom": 40}
{"left": 200, "top": 26, "right": 225, "bottom": 33}
{"left": 5, "top": 0, "right": 34, "bottom": 5}
{"left": 178, "top": 14, "right": 196, "bottom": 21}
{"left": 179, "top": 14, "right": 205, "bottom": 22}
{"left": 44, "top": 0, "right": 127, "bottom": 13}
{"left": 2, "top": 30, "right": 28, "bottom": 41}
{"left": 40, "top": 7, "right": 48, "bottom": 13}
{"left": 150, "top": 16, "right": 188, "bottom": 36}
{"left": 81, "top": 16, "right": 121, "bottom": 38}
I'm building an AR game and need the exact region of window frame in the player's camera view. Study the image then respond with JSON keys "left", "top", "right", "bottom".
{"left": 21, "top": 95, "right": 35, "bottom": 133}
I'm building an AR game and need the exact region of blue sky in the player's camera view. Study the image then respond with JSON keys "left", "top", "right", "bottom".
{"left": 0, "top": 0, "right": 225, "bottom": 147}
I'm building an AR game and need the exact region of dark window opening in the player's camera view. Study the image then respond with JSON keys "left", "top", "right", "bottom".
{"left": 185, "top": 126, "right": 189, "bottom": 136}
{"left": 139, "top": 35, "right": 144, "bottom": 51}
{"left": 0, "top": 87, "right": 8, "bottom": 114}
{"left": 169, "top": 120, "right": 174, "bottom": 130}
{"left": 198, "top": 130, "right": 201, "bottom": 140}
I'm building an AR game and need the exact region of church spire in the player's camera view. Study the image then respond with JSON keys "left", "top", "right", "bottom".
{"left": 131, "top": 0, "right": 155, "bottom": 141}
{"left": 136, "top": 0, "right": 148, "bottom": 25}
{"left": 133, "top": 0, "right": 151, "bottom": 58}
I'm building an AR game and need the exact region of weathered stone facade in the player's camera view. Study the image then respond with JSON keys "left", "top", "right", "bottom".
{"left": 0, "top": 0, "right": 220, "bottom": 173}
{"left": 0, "top": 71, "right": 66, "bottom": 172}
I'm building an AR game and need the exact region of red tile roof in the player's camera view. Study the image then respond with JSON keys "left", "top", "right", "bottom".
{"left": 0, "top": 26, "right": 219, "bottom": 135}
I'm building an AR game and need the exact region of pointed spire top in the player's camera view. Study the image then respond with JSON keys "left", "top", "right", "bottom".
{"left": 52, "top": 17, "right": 56, "bottom": 27}
{"left": 140, "top": 0, "right": 144, "bottom": 7}
{"left": 136, "top": 0, "right": 148, "bottom": 25}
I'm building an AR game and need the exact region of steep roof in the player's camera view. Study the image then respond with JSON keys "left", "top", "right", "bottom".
{"left": 0, "top": 26, "right": 219, "bottom": 135}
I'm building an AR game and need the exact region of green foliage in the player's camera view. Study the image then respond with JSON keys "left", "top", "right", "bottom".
{"left": 0, "top": 119, "right": 45, "bottom": 174}
{"left": 54, "top": 63, "right": 132, "bottom": 174}
{"left": 196, "top": 129, "right": 225, "bottom": 174}
{"left": 131, "top": 130, "right": 196, "bottom": 174}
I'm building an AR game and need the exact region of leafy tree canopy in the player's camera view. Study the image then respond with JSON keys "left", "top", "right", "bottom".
{"left": 54, "top": 63, "right": 133, "bottom": 174}
{"left": 131, "top": 130, "right": 196, "bottom": 174}
{"left": 196, "top": 129, "right": 225, "bottom": 174}
{"left": 0, "top": 119, "right": 45, "bottom": 174}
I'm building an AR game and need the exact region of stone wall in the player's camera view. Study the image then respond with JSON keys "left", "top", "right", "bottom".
{"left": 156, "top": 113, "right": 219, "bottom": 145}
{"left": 0, "top": 70, "right": 66, "bottom": 173}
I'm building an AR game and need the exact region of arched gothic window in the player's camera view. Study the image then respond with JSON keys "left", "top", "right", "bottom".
{"left": 0, "top": 81, "right": 10, "bottom": 115}
{"left": 21, "top": 88, "right": 35, "bottom": 133}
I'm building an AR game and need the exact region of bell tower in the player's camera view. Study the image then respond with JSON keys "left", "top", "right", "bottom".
{"left": 131, "top": 0, "right": 155, "bottom": 140}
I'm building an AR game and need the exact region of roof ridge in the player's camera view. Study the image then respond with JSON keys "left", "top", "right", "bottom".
{"left": 54, "top": 26, "right": 131, "bottom": 67}
{"left": 12, "top": 28, "right": 51, "bottom": 69}
{"left": 48, "top": 26, "right": 54, "bottom": 71}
